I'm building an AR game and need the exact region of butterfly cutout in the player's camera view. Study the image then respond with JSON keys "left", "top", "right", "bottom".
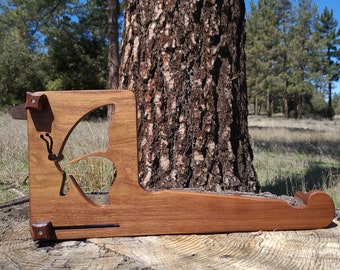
{"left": 40, "top": 106, "right": 115, "bottom": 206}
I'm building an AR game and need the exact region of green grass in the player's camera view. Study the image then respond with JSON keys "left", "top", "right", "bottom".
{"left": 1, "top": 109, "right": 339, "bottom": 208}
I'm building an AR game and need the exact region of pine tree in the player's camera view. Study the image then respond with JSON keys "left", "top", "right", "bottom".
{"left": 273, "top": 0, "right": 294, "bottom": 118}
{"left": 42, "top": 0, "right": 108, "bottom": 90}
{"left": 246, "top": 0, "right": 280, "bottom": 116}
{"left": 246, "top": 1, "right": 268, "bottom": 115}
{"left": 246, "top": 0, "right": 294, "bottom": 117}
{"left": 0, "top": 0, "right": 47, "bottom": 105}
{"left": 108, "top": 0, "right": 120, "bottom": 89}
{"left": 289, "top": 0, "right": 318, "bottom": 119}
{"left": 315, "top": 7, "right": 340, "bottom": 120}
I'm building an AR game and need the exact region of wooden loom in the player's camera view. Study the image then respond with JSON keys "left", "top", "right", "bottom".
{"left": 25, "top": 90, "right": 335, "bottom": 241}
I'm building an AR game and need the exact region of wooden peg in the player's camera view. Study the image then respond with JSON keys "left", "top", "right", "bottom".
{"left": 31, "top": 221, "right": 56, "bottom": 241}
{"left": 25, "top": 92, "right": 47, "bottom": 111}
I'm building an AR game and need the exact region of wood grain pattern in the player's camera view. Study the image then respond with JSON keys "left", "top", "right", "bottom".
{"left": 26, "top": 90, "right": 335, "bottom": 240}
{"left": 1, "top": 205, "right": 340, "bottom": 270}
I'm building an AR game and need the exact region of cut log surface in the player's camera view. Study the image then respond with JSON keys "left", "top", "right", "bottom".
{"left": 1, "top": 201, "right": 340, "bottom": 270}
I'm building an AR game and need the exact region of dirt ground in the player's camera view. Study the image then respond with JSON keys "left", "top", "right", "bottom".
{"left": 1, "top": 199, "right": 340, "bottom": 270}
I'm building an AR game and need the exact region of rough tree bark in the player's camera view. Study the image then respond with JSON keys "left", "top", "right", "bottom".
{"left": 119, "top": 0, "right": 259, "bottom": 192}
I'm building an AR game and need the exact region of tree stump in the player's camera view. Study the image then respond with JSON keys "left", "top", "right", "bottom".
{"left": 1, "top": 201, "right": 340, "bottom": 269}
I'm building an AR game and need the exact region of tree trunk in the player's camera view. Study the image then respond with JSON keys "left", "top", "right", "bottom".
{"left": 107, "top": 0, "right": 120, "bottom": 89}
{"left": 327, "top": 82, "right": 334, "bottom": 120}
{"left": 254, "top": 94, "right": 259, "bottom": 115}
{"left": 266, "top": 91, "right": 272, "bottom": 117}
{"left": 296, "top": 93, "right": 303, "bottom": 119}
{"left": 107, "top": 0, "right": 120, "bottom": 119}
{"left": 119, "top": 0, "right": 259, "bottom": 192}
{"left": 283, "top": 90, "right": 288, "bottom": 118}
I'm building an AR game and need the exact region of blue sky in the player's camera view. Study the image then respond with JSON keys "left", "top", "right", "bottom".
{"left": 244, "top": 0, "right": 340, "bottom": 22}
{"left": 244, "top": 0, "right": 340, "bottom": 95}
{"left": 244, "top": 0, "right": 340, "bottom": 17}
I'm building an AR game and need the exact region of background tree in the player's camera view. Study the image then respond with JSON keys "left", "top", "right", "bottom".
{"left": 246, "top": 0, "right": 340, "bottom": 118}
{"left": 273, "top": 0, "right": 294, "bottom": 118}
{"left": 119, "top": 0, "right": 259, "bottom": 192}
{"left": 246, "top": 0, "right": 291, "bottom": 117}
{"left": 289, "top": 0, "right": 318, "bottom": 119}
{"left": 43, "top": 0, "right": 108, "bottom": 90}
{"left": 107, "top": 0, "right": 120, "bottom": 89}
{"left": 1, "top": 0, "right": 339, "bottom": 118}
{"left": 246, "top": 0, "right": 268, "bottom": 115}
{"left": 257, "top": 0, "right": 279, "bottom": 116}
{"left": 0, "top": 31, "right": 46, "bottom": 106}
{"left": 315, "top": 7, "right": 340, "bottom": 120}
{"left": 107, "top": 0, "right": 121, "bottom": 119}
{"left": 0, "top": 0, "right": 109, "bottom": 104}
{"left": 0, "top": 0, "right": 47, "bottom": 106}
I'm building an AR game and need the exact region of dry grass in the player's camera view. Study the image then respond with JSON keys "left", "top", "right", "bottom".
{"left": 0, "top": 110, "right": 114, "bottom": 203}
{"left": 59, "top": 120, "right": 115, "bottom": 194}
{"left": 1, "top": 110, "right": 339, "bottom": 208}
{"left": 0, "top": 112, "right": 28, "bottom": 202}
{"left": 249, "top": 115, "right": 340, "bottom": 207}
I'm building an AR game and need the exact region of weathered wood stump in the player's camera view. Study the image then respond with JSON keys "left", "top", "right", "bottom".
{"left": 1, "top": 201, "right": 340, "bottom": 269}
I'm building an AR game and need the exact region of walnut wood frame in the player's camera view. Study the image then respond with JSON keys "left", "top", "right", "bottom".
{"left": 26, "top": 90, "right": 335, "bottom": 241}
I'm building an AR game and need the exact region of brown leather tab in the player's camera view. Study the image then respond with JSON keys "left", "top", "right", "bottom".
{"left": 31, "top": 221, "right": 56, "bottom": 241}
{"left": 9, "top": 103, "right": 27, "bottom": 120}
{"left": 25, "top": 92, "right": 54, "bottom": 132}
{"left": 25, "top": 92, "right": 47, "bottom": 111}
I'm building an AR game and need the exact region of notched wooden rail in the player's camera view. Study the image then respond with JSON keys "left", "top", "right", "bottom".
{"left": 25, "top": 90, "right": 335, "bottom": 241}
